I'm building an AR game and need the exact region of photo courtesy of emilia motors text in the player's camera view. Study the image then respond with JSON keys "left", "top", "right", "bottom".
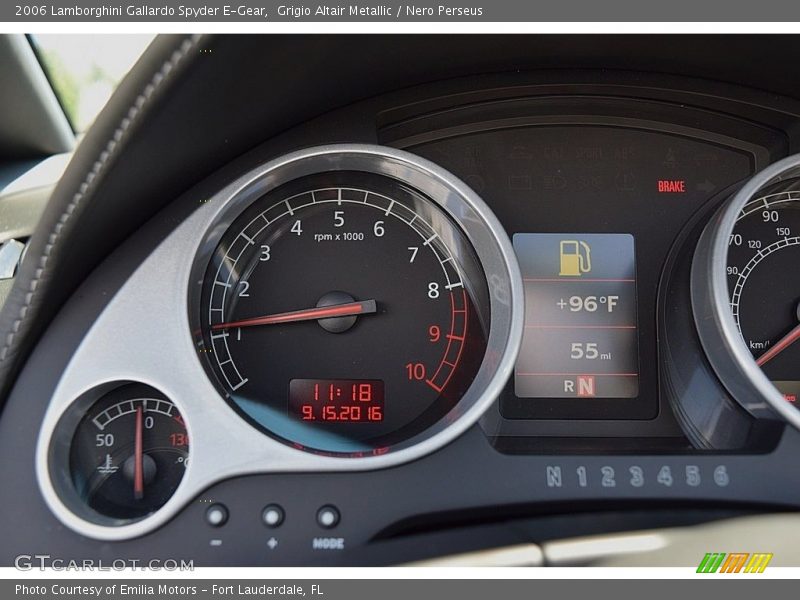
{"left": 3, "top": 0, "right": 800, "bottom": 596}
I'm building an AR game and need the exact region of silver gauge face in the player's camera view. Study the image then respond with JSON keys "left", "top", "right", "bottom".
{"left": 37, "top": 145, "right": 524, "bottom": 541}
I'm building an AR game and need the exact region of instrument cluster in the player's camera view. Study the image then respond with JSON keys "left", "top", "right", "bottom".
{"left": 29, "top": 87, "right": 800, "bottom": 548}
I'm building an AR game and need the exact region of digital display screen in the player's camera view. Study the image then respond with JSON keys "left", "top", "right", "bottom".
{"left": 513, "top": 233, "right": 640, "bottom": 399}
{"left": 289, "top": 379, "right": 385, "bottom": 423}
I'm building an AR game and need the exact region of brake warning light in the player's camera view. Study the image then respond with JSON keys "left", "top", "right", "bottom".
{"left": 658, "top": 180, "right": 686, "bottom": 193}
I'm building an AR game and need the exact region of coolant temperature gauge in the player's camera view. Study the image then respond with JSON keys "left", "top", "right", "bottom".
{"left": 64, "top": 385, "right": 189, "bottom": 521}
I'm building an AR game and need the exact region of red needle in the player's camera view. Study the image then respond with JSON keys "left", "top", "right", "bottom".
{"left": 211, "top": 299, "right": 377, "bottom": 331}
{"left": 133, "top": 405, "right": 144, "bottom": 500}
{"left": 756, "top": 323, "right": 800, "bottom": 367}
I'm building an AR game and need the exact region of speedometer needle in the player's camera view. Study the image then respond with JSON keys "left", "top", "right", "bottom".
{"left": 133, "top": 405, "right": 144, "bottom": 501}
{"left": 756, "top": 323, "right": 800, "bottom": 367}
{"left": 210, "top": 299, "right": 377, "bottom": 331}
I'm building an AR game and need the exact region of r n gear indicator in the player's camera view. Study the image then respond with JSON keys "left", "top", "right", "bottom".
{"left": 513, "top": 233, "right": 640, "bottom": 399}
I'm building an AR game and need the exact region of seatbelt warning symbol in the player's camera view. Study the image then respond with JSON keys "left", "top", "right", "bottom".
{"left": 559, "top": 240, "right": 592, "bottom": 277}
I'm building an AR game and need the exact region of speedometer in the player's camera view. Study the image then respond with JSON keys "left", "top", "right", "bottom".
{"left": 693, "top": 154, "right": 800, "bottom": 431}
{"left": 191, "top": 146, "right": 522, "bottom": 456}
{"left": 728, "top": 191, "right": 800, "bottom": 403}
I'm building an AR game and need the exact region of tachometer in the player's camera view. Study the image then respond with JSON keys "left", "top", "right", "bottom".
{"left": 192, "top": 147, "right": 521, "bottom": 456}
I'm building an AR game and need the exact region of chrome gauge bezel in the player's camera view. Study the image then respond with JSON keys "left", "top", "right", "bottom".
{"left": 46, "top": 383, "right": 190, "bottom": 529}
{"left": 36, "top": 144, "right": 524, "bottom": 540}
{"left": 189, "top": 172, "right": 494, "bottom": 456}
{"left": 692, "top": 153, "right": 800, "bottom": 431}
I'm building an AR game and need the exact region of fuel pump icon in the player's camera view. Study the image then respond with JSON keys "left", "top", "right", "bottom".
{"left": 559, "top": 240, "right": 592, "bottom": 277}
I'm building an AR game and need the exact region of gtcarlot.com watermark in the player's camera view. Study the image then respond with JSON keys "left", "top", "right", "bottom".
{"left": 14, "top": 554, "right": 194, "bottom": 571}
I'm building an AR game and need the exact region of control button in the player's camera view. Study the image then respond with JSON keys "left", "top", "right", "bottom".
{"left": 317, "top": 505, "right": 340, "bottom": 529}
{"left": 205, "top": 504, "right": 229, "bottom": 527}
{"left": 262, "top": 504, "right": 285, "bottom": 528}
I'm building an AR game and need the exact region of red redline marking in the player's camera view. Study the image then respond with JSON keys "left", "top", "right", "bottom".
{"left": 427, "top": 289, "right": 468, "bottom": 393}
{"left": 516, "top": 372, "right": 639, "bottom": 377}
{"left": 523, "top": 278, "right": 635, "bottom": 283}
{"left": 446, "top": 334, "right": 465, "bottom": 341}
{"left": 425, "top": 379, "right": 443, "bottom": 393}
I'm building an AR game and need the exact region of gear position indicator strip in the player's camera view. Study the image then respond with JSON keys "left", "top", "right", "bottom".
{"left": 513, "top": 233, "right": 640, "bottom": 398}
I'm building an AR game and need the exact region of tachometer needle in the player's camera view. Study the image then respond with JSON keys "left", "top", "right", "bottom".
{"left": 211, "top": 299, "right": 377, "bottom": 331}
{"left": 133, "top": 405, "right": 144, "bottom": 501}
{"left": 757, "top": 323, "right": 800, "bottom": 367}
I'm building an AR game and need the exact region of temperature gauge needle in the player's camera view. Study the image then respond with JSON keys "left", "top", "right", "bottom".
{"left": 211, "top": 299, "right": 377, "bottom": 331}
{"left": 757, "top": 323, "right": 800, "bottom": 367}
{"left": 133, "top": 405, "right": 144, "bottom": 500}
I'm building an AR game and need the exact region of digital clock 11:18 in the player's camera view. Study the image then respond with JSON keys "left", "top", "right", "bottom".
{"left": 289, "top": 379, "right": 385, "bottom": 423}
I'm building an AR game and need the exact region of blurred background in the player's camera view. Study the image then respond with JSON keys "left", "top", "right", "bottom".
{"left": 31, "top": 34, "right": 155, "bottom": 133}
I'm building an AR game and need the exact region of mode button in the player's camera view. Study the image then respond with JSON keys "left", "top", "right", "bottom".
{"left": 316, "top": 505, "right": 340, "bottom": 529}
